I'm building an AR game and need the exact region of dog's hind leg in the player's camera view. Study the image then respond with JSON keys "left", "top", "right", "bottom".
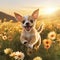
{"left": 34, "top": 38, "right": 41, "bottom": 51}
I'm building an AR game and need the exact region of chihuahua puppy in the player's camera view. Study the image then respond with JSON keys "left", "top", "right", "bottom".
{"left": 14, "top": 9, "right": 43, "bottom": 52}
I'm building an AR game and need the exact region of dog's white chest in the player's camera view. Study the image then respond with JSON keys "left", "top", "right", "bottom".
{"left": 26, "top": 34, "right": 30, "bottom": 38}
{"left": 24, "top": 32, "right": 32, "bottom": 38}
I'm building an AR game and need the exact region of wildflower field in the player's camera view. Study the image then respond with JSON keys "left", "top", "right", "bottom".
{"left": 0, "top": 14, "right": 60, "bottom": 60}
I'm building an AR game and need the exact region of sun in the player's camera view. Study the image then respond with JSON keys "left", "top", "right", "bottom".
{"left": 43, "top": 7, "right": 57, "bottom": 15}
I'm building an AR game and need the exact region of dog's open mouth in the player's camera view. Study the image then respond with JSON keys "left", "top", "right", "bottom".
{"left": 24, "top": 26, "right": 32, "bottom": 31}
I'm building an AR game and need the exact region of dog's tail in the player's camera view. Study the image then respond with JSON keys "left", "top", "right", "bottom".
{"left": 37, "top": 22, "right": 45, "bottom": 34}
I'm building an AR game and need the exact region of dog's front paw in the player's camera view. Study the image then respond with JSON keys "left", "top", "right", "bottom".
{"left": 24, "top": 41, "right": 28, "bottom": 44}
{"left": 24, "top": 41, "right": 28, "bottom": 47}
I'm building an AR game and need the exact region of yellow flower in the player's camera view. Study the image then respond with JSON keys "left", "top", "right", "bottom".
{"left": 4, "top": 48, "right": 13, "bottom": 54}
{"left": 33, "top": 56, "right": 42, "bottom": 60}
{"left": 9, "top": 52, "right": 16, "bottom": 57}
{"left": 44, "top": 44, "right": 50, "bottom": 50}
{"left": 43, "top": 39, "right": 52, "bottom": 50}
{"left": 43, "top": 39, "right": 52, "bottom": 46}
{"left": 48, "top": 31, "right": 56, "bottom": 40}
{"left": 2, "top": 35, "right": 7, "bottom": 40}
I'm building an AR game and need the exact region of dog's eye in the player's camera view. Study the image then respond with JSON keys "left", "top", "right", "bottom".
{"left": 22, "top": 20, "right": 25, "bottom": 24}
{"left": 30, "top": 20, "right": 33, "bottom": 23}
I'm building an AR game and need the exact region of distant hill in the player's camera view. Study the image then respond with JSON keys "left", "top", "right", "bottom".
{"left": 0, "top": 11, "right": 17, "bottom": 22}
{"left": 0, "top": 9, "right": 60, "bottom": 22}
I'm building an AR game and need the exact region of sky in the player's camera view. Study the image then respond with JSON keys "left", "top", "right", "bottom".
{"left": 0, "top": 0, "right": 60, "bottom": 8}
{"left": 0, "top": 0, "right": 60, "bottom": 15}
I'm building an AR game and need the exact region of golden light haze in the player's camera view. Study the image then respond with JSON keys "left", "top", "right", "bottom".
{"left": 0, "top": 7, "right": 59, "bottom": 16}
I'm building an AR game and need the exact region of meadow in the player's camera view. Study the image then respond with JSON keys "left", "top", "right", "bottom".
{"left": 0, "top": 10, "right": 60, "bottom": 60}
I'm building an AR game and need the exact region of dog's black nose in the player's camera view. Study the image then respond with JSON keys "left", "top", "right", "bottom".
{"left": 26, "top": 23, "right": 29, "bottom": 26}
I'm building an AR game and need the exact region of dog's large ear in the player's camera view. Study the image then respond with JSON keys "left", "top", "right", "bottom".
{"left": 14, "top": 12, "right": 22, "bottom": 21}
{"left": 32, "top": 9, "right": 39, "bottom": 19}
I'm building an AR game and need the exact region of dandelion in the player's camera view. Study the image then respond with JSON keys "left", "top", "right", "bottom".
{"left": 48, "top": 31, "right": 56, "bottom": 40}
{"left": 33, "top": 56, "right": 42, "bottom": 60}
{"left": 2, "top": 35, "right": 7, "bottom": 40}
{"left": 4, "top": 48, "right": 13, "bottom": 55}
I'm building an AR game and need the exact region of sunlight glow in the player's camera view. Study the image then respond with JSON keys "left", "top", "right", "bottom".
{"left": 43, "top": 7, "right": 57, "bottom": 15}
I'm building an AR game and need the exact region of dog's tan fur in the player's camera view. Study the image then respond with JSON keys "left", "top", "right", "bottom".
{"left": 14, "top": 9, "right": 43, "bottom": 55}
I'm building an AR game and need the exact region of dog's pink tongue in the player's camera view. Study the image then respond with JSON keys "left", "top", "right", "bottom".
{"left": 26, "top": 27, "right": 30, "bottom": 31}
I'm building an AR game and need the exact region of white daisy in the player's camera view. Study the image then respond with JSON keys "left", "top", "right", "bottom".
{"left": 48, "top": 31, "right": 56, "bottom": 40}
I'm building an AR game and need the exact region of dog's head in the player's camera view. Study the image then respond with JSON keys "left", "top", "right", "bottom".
{"left": 14, "top": 9, "right": 39, "bottom": 31}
